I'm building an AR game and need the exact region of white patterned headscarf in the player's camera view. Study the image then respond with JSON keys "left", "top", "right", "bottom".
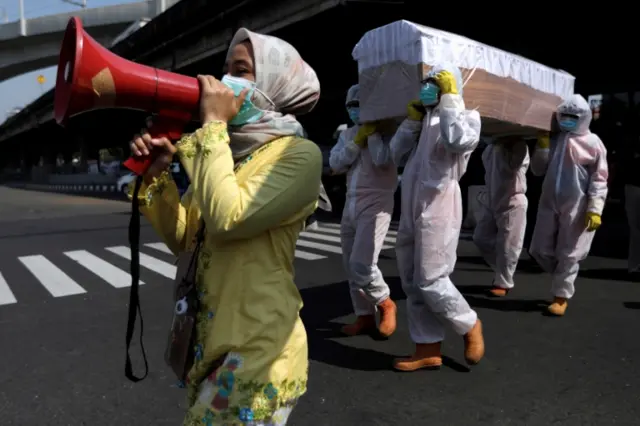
{"left": 225, "top": 28, "right": 321, "bottom": 161}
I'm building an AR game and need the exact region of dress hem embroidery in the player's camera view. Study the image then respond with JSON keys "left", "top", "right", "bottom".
{"left": 184, "top": 352, "right": 307, "bottom": 425}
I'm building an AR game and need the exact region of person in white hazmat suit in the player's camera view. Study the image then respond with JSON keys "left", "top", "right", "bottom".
{"left": 388, "top": 63, "right": 485, "bottom": 372}
{"left": 529, "top": 94, "right": 609, "bottom": 316}
{"left": 473, "top": 136, "right": 530, "bottom": 297}
{"left": 329, "top": 84, "right": 398, "bottom": 337}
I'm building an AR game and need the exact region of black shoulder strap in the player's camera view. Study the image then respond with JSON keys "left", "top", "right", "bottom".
{"left": 185, "top": 219, "right": 206, "bottom": 275}
{"left": 124, "top": 186, "right": 205, "bottom": 383}
{"left": 125, "top": 175, "right": 148, "bottom": 382}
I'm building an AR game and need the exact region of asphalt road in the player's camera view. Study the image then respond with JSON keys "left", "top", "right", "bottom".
{"left": 0, "top": 186, "right": 639, "bottom": 426}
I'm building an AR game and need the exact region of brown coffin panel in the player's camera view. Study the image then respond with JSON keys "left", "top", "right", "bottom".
{"left": 427, "top": 65, "right": 559, "bottom": 133}
{"left": 359, "top": 61, "right": 561, "bottom": 136}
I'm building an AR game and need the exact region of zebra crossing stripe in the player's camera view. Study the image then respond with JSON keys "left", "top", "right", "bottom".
{"left": 319, "top": 223, "right": 340, "bottom": 230}
{"left": 0, "top": 272, "right": 17, "bottom": 306}
{"left": 294, "top": 250, "right": 326, "bottom": 261}
{"left": 18, "top": 255, "right": 87, "bottom": 297}
{"left": 144, "top": 243, "right": 174, "bottom": 255}
{"left": 306, "top": 226, "right": 397, "bottom": 245}
{"left": 64, "top": 250, "right": 143, "bottom": 288}
{"left": 299, "top": 231, "right": 343, "bottom": 244}
{"left": 105, "top": 246, "right": 177, "bottom": 279}
{"left": 317, "top": 222, "right": 398, "bottom": 237}
{"left": 296, "top": 239, "right": 342, "bottom": 254}
{"left": 300, "top": 230, "right": 395, "bottom": 250}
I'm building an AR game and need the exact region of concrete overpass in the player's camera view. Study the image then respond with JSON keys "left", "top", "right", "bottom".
{"left": 0, "top": 0, "right": 180, "bottom": 83}
{"left": 1, "top": 0, "right": 637, "bottom": 169}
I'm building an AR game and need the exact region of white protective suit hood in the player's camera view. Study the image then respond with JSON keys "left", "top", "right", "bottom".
{"left": 426, "top": 62, "right": 465, "bottom": 97}
{"left": 556, "top": 94, "right": 592, "bottom": 135}
{"left": 346, "top": 84, "right": 360, "bottom": 106}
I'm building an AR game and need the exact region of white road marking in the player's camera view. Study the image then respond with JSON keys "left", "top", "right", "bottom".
{"left": 300, "top": 231, "right": 342, "bottom": 243}
{"left": 319, "top": 222, "right": 341, "bottom": 229}
{"left": 106, "top": 246, "right": 177, "bottom": 279}
{"left": 0, "top": 272, "right": 17, "bottom": 305}
{"left": 144, "top": 242, "right": 174, "bottom": 255}
{"left": 318, "top": 222, "right": 398, "bottom": 237}
{"left": 294, "top": 250, "right": 326, "bottom": 261}
{"left": 302, "top": 228, "right": 396, "bottom": 246}
{"left": 18, "top": 255, "right": 87, "bottom": 297}
{"left": 296, "top": 239, "right": 342, "bottom": 254}
{"left": 64, "top": 250, "right": 143, "bottom": 288}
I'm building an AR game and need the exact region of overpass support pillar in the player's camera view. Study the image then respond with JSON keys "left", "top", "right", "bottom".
{"left": 62, "top": 150, "right": 74, "bottom": 174}
{"left": 78, "top": 136, "right": 89, "bottom": 172}
{"left": 42, "top": 149, "right": 58, "bottom": 173}
{"left": 22, "top": 145, "right": 39, "bottom": 176}
{"left": 47, "top": 152, "right": 57, "bottom": 170}
{"left": 30, "top": 149, "right": 57, "bottom": 183}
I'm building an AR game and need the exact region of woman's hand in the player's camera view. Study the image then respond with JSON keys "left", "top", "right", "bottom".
{"left": 129, "top": 125, "right": 176, "bottom": 182}
{"left": 197, "top": 75, "right": 249, "bottom": 125}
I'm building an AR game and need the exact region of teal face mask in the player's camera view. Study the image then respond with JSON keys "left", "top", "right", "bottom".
{"left": 558, "top": 118, "right": 578, "bottom": 132}
{"left": 420, "top": 82, "right": 440, "bottom": 106}
{"left": 347, "top": 107, "right": 360, "bottom": 124}
{"left": 221, "top": 75, "right": 265, "bottom": 126}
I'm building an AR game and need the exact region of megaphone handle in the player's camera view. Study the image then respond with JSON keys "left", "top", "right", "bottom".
{"left": 123, "top": 120, "right": 186, "bottom": 176}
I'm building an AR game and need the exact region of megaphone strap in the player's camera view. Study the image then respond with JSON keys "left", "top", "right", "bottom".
{"left": 125, "top": 176, "right": 149, "bottom": 382}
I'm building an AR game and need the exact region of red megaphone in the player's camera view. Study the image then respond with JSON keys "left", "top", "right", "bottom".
{"left": 54, "top": 16, "right": 201, "bottom": 175}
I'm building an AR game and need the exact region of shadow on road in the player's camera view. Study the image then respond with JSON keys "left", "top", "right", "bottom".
{"left": 456, "top": 255, "right": 544, "bottom": 274}
{"left": 299, "top": 278, "right": 407, "bottom": 372}
{"left": 623, "top": 302, "right": 640, "bottom": 310}
{"left": 454, "top": 284, "right": 548, "bottom": 313}
{"left": 301, "top": 277, "right": 478, "bottom": 373}
{"left": 301, "top": 285, "right": 390, "bottom": 371}
{"left": 468, "top": 295, "right": 547, "bottom": 313}
{"left": 579, "top": 268, "right": 636, "bottom": 282}
{"left": 455, "top": 256, "right": 488, "bottom": 267}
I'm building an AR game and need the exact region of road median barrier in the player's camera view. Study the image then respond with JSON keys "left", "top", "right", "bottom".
{"left": 4, "top": 182, "right": 127, "bottom": 200}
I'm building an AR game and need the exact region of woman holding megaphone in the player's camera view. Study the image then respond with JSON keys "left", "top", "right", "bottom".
{"left": 129, "top": 29, "right": 321, "bottom": 425}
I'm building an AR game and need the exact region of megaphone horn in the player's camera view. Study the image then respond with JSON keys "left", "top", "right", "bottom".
{"left": 54, "top": 17, "right": 201, "bottom": 175}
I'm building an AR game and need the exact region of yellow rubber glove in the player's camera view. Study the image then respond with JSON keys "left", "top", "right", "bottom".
{"left": 585, "top": 212, "right": 601, "bottom": 232}
{"left": 354, "top": 122, "right": 377, "bottom": 147}
{"left": 407, "top": 100, "right": 426, "bottom": 121}
{"left": 434, "top": 71, "right": 458, "bottom": 95}
{"left": 537, "top": 132, "right": 550, "bottom": 149}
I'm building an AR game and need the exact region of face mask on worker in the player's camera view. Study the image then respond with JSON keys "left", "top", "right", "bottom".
{"left": 420, "top": 82, "right": 440, "bottom": 106}
{"left": 221, "top": 75, "right": 267, "bottom": 126}
{"left": 347, "top": 107, "right": 360, "bottom": 124}
{"left": 558, "top": 117, "right": 578, "bottom": 132}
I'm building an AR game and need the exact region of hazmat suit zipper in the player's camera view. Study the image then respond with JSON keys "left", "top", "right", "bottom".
{"left": 417, "top": 109, "right": 433, "bottom": 170}
{"left": 554, "top": 133, "right": 569, "bottom": 210}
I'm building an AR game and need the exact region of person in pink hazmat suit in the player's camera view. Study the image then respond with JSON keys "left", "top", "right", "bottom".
{"left": 529, "top": 94, "right": 609, "bottom": 316}
{"left": 387, "top": 62, "right": 485, "bottom": 372}
{"left": 473, "top": 136, "right": 530, "bottom": 297}
{"left": 329, "top": 84, "right": 398, "bottom": 338}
